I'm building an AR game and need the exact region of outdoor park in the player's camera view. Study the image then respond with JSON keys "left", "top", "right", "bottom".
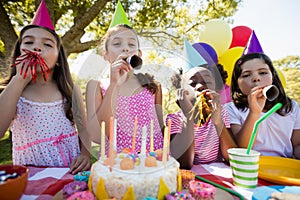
{"left": 1, "top": 0, "right": 300, "bottom": 166}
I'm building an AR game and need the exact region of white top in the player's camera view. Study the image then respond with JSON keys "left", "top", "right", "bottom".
{"left": 225, "top": 101, "right": 300, "bottom": 157}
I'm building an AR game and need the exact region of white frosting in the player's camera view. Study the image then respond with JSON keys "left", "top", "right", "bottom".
{"left": 91, "top": 155, "right": 180, "bottom": 199}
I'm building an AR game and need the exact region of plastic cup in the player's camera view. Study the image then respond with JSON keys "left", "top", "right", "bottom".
{"left": 227, "top": 148, "right": 261, "bottom": 189}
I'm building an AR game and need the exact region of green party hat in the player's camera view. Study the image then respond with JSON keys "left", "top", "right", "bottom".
{"left": 109, "top": 0, "right": 131, "bottom": 28}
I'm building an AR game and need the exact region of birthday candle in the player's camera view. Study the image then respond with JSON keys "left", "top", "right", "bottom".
{"left": 100, "top": 121, "right": 106, "bottom": 161}
{"left": 167, "top": 119, "right": 171, "bottom": 160}
{"left": 132, "top": 116, "right": 138, "bottom": 152}
{"left": 162, "top": 126, "right": 168, "bottom": 166}
{"left": 141, "top": 126, "right": 147, "bottom": 154}
{"left": 109, "top": 117, "right": 114, "bottom": 172}
{"left": 150, "top": 120, "right": 154, "bottom": 152}
{"left": 114, "top": 118, "right": 117, "bottom": 148}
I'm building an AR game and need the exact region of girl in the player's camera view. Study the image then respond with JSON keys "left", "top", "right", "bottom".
{"left": 0, "top": 25, "right": 91, "bottom": 174}
{"left": 167, "top": 66, "right": 237, "bottom": 169}
{"left": 225, "top": 53, "right": 300, "bottom": 159}
{"left": 86, "top": 24, "right": 163, "bottom": 153}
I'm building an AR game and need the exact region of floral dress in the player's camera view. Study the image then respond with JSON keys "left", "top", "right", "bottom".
{"left": 11, "top": 97, "right": 80, "bottom": 166}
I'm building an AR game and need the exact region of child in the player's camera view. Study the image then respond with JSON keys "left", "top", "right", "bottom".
{"left": 85, "top": 24, "right": 164, "bottom": 153}
{"left": 167, "top": 66, "right": 237, "bottom": 169}
{"left": 0, "top": 1, "right": 91, "bottom": 174}
{"left": 225, "top": 53, "right": 300, "bottom": 159}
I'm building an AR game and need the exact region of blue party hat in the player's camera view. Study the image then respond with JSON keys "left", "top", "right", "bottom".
{"left": 243, "top": 30, "right": 264, "bottom": 55}
{"left": 109, "top": 1, "right": 131, "bottom": 28}
{"left": 183, "top": 38, "right": 208, "bottom": 72}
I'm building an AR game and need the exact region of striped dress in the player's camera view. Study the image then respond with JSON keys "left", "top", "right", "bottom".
{"left": 166, "top": 106, "right": 230, "bottom": 164}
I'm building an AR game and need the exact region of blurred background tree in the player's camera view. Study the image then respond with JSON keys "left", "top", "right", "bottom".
{"left": 0, "top": 0, "right": 241, "bottom": 77}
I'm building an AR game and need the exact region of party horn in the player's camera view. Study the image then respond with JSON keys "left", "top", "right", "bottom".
{"left": 262, "top": 85, "right": 279, "bottom": 101}
{"left": 126, "top": 55, "right": 143, "bottom": 69}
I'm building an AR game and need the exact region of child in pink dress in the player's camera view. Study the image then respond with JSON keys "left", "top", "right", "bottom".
{"left": 86, "top": 24, "right": 163, "bottom": 153}
{"left": 0, "top": 1, "right": 91, "bottom": 174}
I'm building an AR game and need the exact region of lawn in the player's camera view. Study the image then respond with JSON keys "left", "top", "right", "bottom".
{"left": 0, "top": 130, "right": 13, "bottom": 165}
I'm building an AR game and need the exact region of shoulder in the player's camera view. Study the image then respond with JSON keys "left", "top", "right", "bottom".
{"left": 86, "top": 79, "right": 102, "bottom": 89}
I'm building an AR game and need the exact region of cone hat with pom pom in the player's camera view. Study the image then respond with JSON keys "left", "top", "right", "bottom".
{"left": 183, "top": 38, "right": 208, "bottom": 73}
{"left": 243, "top": 30, "right": 264, "bottom": 55}
{"left": 31, "top": 0, "right": 55, "bottom": 30}
{"left": 109, "top": 0, "right": 131, "bottom": 28}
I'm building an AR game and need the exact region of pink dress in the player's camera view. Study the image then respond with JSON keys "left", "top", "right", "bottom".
{"left": 11, "top": 97, "right": 80, "bottom": 166}
{"left": 103, "top": 87, "right": 163, "bottom": 153}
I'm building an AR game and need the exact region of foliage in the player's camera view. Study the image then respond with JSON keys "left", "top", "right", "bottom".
{"left": 0, "top": 0, "right": 241, "bottom": 78}
{"left": 273, "top": 55, "right": 300, "bottom": 104}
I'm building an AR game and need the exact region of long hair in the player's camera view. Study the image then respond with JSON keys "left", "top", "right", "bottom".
{"left": 0, "top": 25, "right": 75, "bottom": 123}
{"left": 102, "top": 24, "right": 158, "bottom": 94}
{"left": 231, "top": 53, "right": 292, "bottom": 115}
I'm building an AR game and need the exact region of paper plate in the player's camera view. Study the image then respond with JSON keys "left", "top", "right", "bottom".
{"left": 259, "top": 156, "right": 300, "bottom": 185}
{"left": 252, "top": 185, "right": 300, "bottom": 200}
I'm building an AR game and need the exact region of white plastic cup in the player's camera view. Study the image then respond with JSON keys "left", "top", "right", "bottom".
{"left": 262, "top": 85, "right": 279, "bottom": 101}
{"left": 227, "top": 148, "right": 261, "bottom": 189}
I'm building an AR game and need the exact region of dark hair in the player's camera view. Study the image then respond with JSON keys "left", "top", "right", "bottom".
{"left": 231, "top": 53, "right": 292, "bottom": 115}
{"left": 216, "top": 64, "right": 228, "bottom": 85}
{"left": 0, "top": 25, "right": 75, "bottom": 123}
{"left": 102, "top": 24, "right": 158, "bottom": 94}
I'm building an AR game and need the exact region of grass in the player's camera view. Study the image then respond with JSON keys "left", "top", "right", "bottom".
{"left": 0, "top": 130, "right": 13, "bottom": 165}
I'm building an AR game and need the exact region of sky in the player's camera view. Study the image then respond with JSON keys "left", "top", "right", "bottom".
{"left": 231, "top": 0, "right": 300, "bottom": 60}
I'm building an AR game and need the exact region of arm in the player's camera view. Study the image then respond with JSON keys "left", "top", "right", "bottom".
{"left": 154, "top": 83, "right": 164, "bottom": 131}
{"left": 230, "top": 86, "right": 265, "bottom": 147}
{"left": 205, "top": 89, "right": 237, "bottom": 162}
{"left": 70, "top": 85, "right": 92, "bottom": 174}
{"left": 170, "top": 89, "right": 195, "bottom": 169}
{"left": 85, "top": 79, "right": 103, "bottom": 144}
{"left": 0, "top": 63, "right": 32, "bottom": 137}
{"left": 86, "top": 56, "right": 132, "bottom": 140}
{"left": 292, "top": 129, "right": 300, "bottom": 159}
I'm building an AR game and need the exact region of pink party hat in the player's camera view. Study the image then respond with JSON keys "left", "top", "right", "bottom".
{"left": 109, "top": 1, "right": 131, "bottom": 28}
{"left": 183, "top": 38, "right": 208, "bottom": 72}
{"left": 31, "top": 0, "right": 55, "bottom": 30}
{"left": 243, "top": 30, "right": 264, "bottom": 55}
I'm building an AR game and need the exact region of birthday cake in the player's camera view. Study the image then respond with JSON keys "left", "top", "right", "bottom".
{"left": 89, "top": 150, "right": 181, "bottom": 200}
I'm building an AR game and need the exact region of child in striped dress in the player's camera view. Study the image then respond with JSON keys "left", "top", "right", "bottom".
{"left": 167, "top": 66, "right": 237, "bottom": 169}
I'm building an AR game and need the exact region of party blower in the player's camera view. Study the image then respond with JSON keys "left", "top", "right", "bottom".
{"left": 125, "top": 55, "right": 143, "bottom": 69}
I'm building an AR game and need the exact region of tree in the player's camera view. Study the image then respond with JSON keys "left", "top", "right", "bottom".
{"left": 273, "top": 55, "right": 300, "bottom": 104}
{"left": 0, "top": 0, "right": 241, "bottom": 78}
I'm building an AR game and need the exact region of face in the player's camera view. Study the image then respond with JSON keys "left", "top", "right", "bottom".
{"left": 103, "top": 27, "right": 139, "bottom": 63}
{"left": 182, "top": 67, "right": 215, "bottom": 99}
{"left": 20, "top": 28, "right": 59, "bottom": 71}
{"left": 238, "top": 58, "right": 273, "bottom": 95}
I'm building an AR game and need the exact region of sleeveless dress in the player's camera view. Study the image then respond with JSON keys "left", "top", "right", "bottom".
{"left": 11, "top": 97, "right": 80, "bottom": 166}
{"left": 102, "top": 87, "right": 163, "bottom": 153}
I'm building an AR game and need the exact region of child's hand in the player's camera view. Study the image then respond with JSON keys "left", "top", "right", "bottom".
{"left": 110, "top": 54, "right": 132, "bottom": 85}
{"left": 248, "top": 86, "right": 266, "bottom": 114}
{"left": 69, "top": 154, "right": 92, "bottom": 175}
{"left": 176, "top": 88, "right": 193, "bottom": 118}
{"left": 14, "top": 54, "right": 33, "bottom": 84}
{"left": 204, "top": 89, "right": 222, "bottom": 126}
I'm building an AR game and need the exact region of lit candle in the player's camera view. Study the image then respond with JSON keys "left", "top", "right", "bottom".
{"left": 132, "top": 116, "right": 138, "bottom": 152}
{"left": 150, "top": 120, "right": 154, "bottom": 152}
{"left": 141, "top": 126, "right": 147, "bottom": 154}
{"left": 109, "top": 116, "right": 114, "bottom": 172}
{"left": 100, "top": 121, "right": 106, "bottom": 161}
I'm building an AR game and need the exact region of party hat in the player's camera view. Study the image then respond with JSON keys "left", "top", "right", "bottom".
{"left": 243, "top": 30, "right": 264, "bottom": 55}
{"left": 183, "top": 38, "right": 208, "bottom": 72}
{"left": 31, "top": 0, "right": 55, "bottom": 30}
{"left": 109, "top": 0, "right": 131, "bottom": 28}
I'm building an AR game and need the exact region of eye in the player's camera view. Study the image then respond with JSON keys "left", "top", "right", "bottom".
{"left": 113, "top": 43, "right": 121, "bottom": 46}
{"left": 44, "top": 43, "right": 53, "bottom": 47}
{"left": 241, "top": 73, "right": 250, "bottom": 78}
{"left": 129, "top": 43, "right": 136, "bottom": 47}
{"left": 23, "top": 41, "right": 33, "bottom": 45}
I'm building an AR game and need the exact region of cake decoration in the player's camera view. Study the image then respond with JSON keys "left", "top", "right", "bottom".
{"left": 95, "top": 177, "right": 109, "bottom": 200}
